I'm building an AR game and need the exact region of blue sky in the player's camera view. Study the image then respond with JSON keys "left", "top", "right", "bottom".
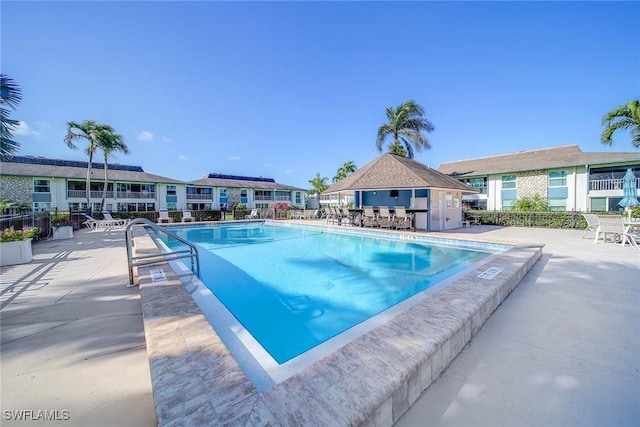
{"left": 3, "top": 1, "right": 639, "bottom": 190}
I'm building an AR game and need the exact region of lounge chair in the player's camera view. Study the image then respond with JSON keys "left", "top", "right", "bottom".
{"left": 102, "top": 211, "right": 128, "bottom": 227}
{"left": 581, "top": 213, "right": 600, "bottom": 239}
{"left": 393, "top": 206, "right": 412, "bottom": 230}
{"left": 377, "top": 206, "right": 392, "bottom": 229}
{"left": 158, "top": 209, "right": 173, "bottom": 224}
{"left": 181, "top": 210, "right": 195, "bottom": 223}
{"left": 245, "top": 209, "right": 259, "bottom": 220}
{"left": 80, "top": 213, "right": 115, "bottom": 229}
{"left": 80, "top": 213, "right": 100, "bottom": 229}
{"left": 622, "top": 229, "right": 640, "bottom": 252}
{"left": 362, "top": 206, "right": 377, "bottom": 228}
{"left": 594, "top": 215, "right": 625, "bottom": 243}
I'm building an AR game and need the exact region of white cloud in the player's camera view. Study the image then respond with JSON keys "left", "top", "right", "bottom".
{"left": 262, "top": 162, "right": 271, "bottom": 167}
{"left": 178, "top": 154, "right": 188, "bottom": 160}
{"left": 284, "top": 169, "right": 295, "bottom": 174}
{"left": 137, "top": 131, "right": 154, "bottom": 141}
{"left": 13, "top": 121, "right": 42, "bottom": 137}
{"left": 161, "top": 136, "right": 172, "bottom": 142}
{"left": 228, "top": 156, "right": 241, "bottom": 161}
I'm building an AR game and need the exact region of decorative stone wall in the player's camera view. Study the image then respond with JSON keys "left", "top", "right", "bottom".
{"left": 517, "top": 170, "right": 547, "bottom": 199}
{"left": 227, "top": 188, "right": 241, "bottom": 207}
{"left": 0, "top": 176, "right": 32, "bottom": 206}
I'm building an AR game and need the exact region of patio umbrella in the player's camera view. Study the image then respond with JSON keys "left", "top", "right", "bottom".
{"left": 618, "top": 168, "right": 639, "bottom": 220}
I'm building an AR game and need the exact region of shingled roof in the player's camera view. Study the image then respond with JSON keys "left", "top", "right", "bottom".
{"left": 0, "top": 156, "right": 184, "bottom": 184}
{"left": 323, "top": 153, "right": 477, "bottom": 194}
{"left": 438, "top": 145, "right": 640, "bottom": 177}
{"left": 190, "top": 176, "right": 304, "bottom": 191}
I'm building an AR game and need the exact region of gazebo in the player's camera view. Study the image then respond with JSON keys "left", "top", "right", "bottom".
{"left": 321, "top": 153, "right": 478, "bottom": 230}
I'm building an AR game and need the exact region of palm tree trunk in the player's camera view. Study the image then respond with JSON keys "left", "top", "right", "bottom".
{"left": 101, "top": 154, "right": 108, "bottom": 210}
{"left": 86, "top": 152, "right": 93, "bottom": 210}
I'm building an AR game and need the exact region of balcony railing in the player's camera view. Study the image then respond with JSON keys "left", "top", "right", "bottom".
{"left": 186, "top": 194, "right": 212, "bottom": 200}
{"left": 589, "top": 177, "right": 640, "bottom": 191}
{"left": 254, "top": 195, "right": 273, "bottom": 201}
{"left": 68, "top": 190, "right": 114, "bottom": 199}
{"left": 67, "top": 190, "right": 155, "bottom": 199}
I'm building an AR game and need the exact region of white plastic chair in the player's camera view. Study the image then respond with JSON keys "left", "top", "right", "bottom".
{"left": 181, "top": 210, "right": 195, "bottom": 222}
{"left": 158, "top": 209, "right": 173, "bottom": 224}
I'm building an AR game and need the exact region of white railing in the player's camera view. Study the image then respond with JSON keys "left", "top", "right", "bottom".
{"left": 67, "top": 190, "right": 114, "bottom": 198}
{"left": 590, "top": 178, "right": 640, "bottom": 191}
{"left": 186, "top": 194, "right": 212, "bottom": 200}
{"left": 67, "top": 190, "right": 155, "bottom": 199}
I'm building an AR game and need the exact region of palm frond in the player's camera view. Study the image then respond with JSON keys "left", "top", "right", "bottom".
{"left": 0, "top": 74, "right": 22, "bottom": 110}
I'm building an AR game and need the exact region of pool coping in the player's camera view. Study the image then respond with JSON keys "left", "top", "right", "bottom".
{"left": 135, "top": 223, "right": 542, "bottom": 426}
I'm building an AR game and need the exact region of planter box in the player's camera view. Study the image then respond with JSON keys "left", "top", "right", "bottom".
{"left": 53, "top": 226, "right": 74, "bottom": 240}
{"left": 0, "top": 239, "right": 33, "bottom": 266}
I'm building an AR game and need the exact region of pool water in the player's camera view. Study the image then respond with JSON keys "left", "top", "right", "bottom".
{"left": 158, "top": 223, "right": 493, "bottom": 364}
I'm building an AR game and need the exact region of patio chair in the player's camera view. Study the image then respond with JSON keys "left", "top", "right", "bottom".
{"left": 341, "top": 206, "right": 356, "bottom": 226}
{"left": 102, "top": 211, "right": 128, "bottom": 227}
{"left": 581, "top": 213, "right": 600, "bottom": 239}
{"left": 324, "top": 206, "right": 335, "bottom": 224}
{"left": 158, "top": 209, "right": 173, "bottom": 224}
{"left": 393, "top": 206, "right": 412, "bottom": 230}
{"left": 181, "top": 210, "right": 195, "bottom": 222}
{"left": 362, "top": 206, "right": 377, "bottom": 228}
{"left": 594, "top": 215, "right": 625, "bottom": 243}
{"left": 245, "top": 209, "right": 259, "bottom": 220}
{"left": 377, "top": 206, "right": 393, "bottom": 229}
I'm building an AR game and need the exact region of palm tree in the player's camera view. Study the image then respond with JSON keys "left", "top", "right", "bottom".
{"left": 97, "top": 129, "right": 128, "bottom": 210}
{"left": 376, "top": 99, "right": 434, "bottom": 159}
{"left": 0, "top": 74, "right": 23, "bottom": 159}
{"left": 308, "top": 172, "right": 329, "bottom": 195}
{"left": 64, "top": 120, "right": 116, "bottom": 209}
{"left": 333, "top": 161, "right": 357, "bottom": 183}
{"left": 601, "top": 100, "right": 640, "bottom": 149}
{"left": 511, "top": 194, "right": 549, "bottom": 212}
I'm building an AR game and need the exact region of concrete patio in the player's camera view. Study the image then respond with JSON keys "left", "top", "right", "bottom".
{"left": 1, "top": 224, "right": 638, "bottom": 426}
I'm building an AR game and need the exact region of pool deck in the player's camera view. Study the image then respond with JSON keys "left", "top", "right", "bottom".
{"left": 1, "top": 222, "right": 638, "bottom": 426}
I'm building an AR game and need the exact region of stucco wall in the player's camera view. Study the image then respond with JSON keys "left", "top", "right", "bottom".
{"left": 0, "top": 176, "right": 32, "bottom": 206}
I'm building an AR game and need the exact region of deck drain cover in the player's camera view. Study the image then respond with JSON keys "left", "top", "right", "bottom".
{"left": 478, "top": 267, "right": 503, "bottom": 280}
{"left": 149, "top": 268, "right": 167, "bottom": 284}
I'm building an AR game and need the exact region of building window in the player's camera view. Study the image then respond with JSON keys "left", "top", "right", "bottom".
{"left": 117, "top": 202, "right": 155, "bottom": 212}
{"left": 549, "top": 171, "right": 567, "bottom": 187}
{"left": 462, "top": 177, "right": 487, "bottom": 194}
{"left": 590, "top": 198, "right": 606, "bottom": 212}
{"left": 187, "top": 203, "right": 212, "bottom": 211}
{"left": 502, "top": 175, "right": 517, "bottom": 189}
{"left": 295, "top": 191, "right": 302, "bottom": 204}
{"left": 219, "top": 188, "right": 228, "bottom": 205}
{"left": 502, "top": 199, "right": 516, "bottom": 211}
{"left": 548, "top": 199, "right": 566, "bottom": 211}
{"left": 167, "top": 185, "right": 177, "bottom": 196}
{"left": 255, "top": 190, "right": 273, "bottom": 201}
{"left": 240, "top": 189, "right": 248, "bottom": 203}
{"left": 275, "top": 190, "right": 289, "bottom": 201}
{"left": 33, "top": 202, "right": 51, "bottom": 211}
{"left": 33, "top": 179, "right": 51, "bottom": 193}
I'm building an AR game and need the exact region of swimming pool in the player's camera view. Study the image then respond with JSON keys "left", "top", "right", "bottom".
{"left": 155, "top": 223, "right": 502, "bottom": 368}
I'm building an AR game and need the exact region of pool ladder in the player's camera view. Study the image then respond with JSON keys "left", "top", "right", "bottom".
{"left": 125, "top": 218, "right": 201, "bottom": 287}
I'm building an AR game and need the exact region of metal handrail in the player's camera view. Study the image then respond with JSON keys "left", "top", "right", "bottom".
{"left": 125, "top": 218, "right": 200, "bottom": 287}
